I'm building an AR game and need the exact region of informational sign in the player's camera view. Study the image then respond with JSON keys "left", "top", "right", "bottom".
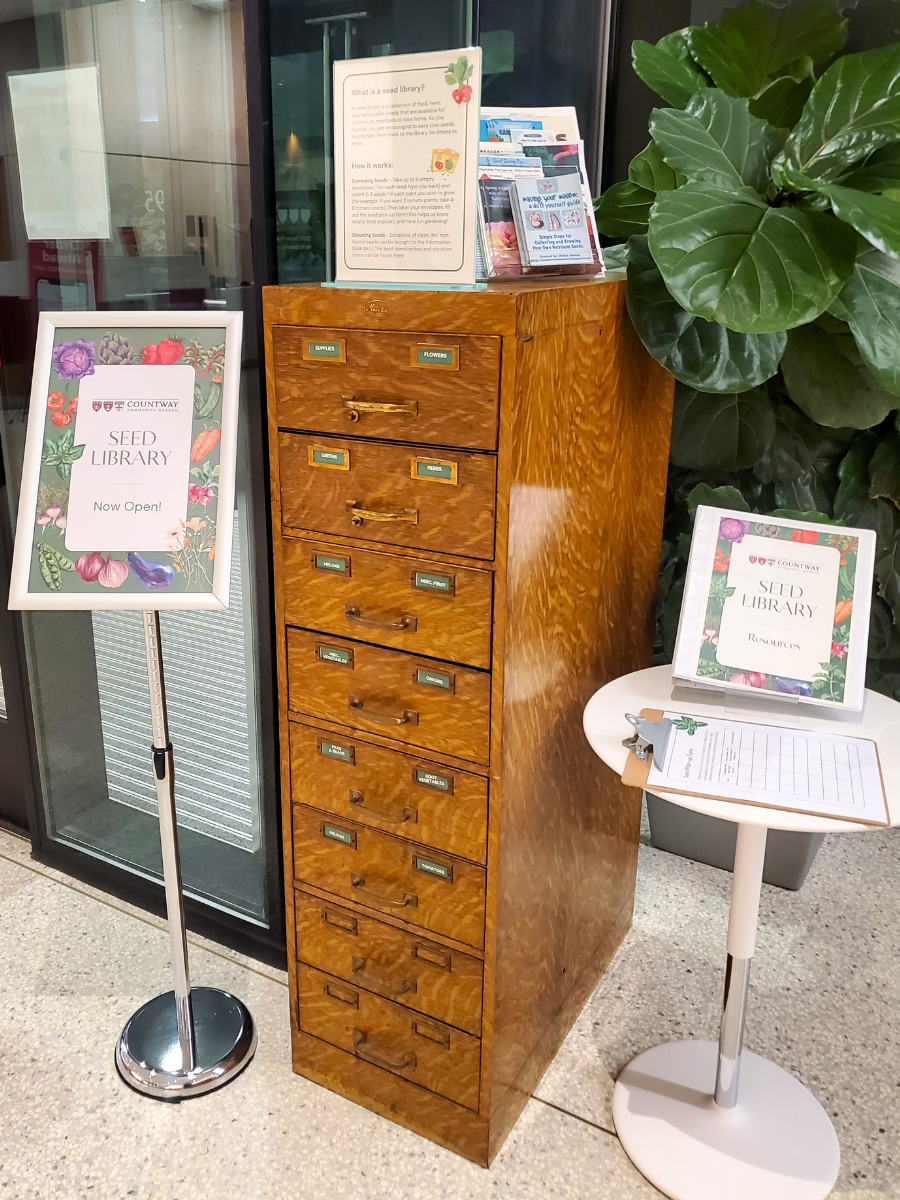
{"left": 8, "top": 65, "right": 112, "bottom": 242}
{"left": 333, "top": 48, "right": 482, "bottom": 286}
{"left": 9, "top": 312, "right": 242, "bottom": 611}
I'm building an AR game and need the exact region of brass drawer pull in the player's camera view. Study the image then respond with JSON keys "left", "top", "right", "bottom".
{"left": 351, "top": 955, "right": 417, "bottom": 996}
{"left": 413, "top": 1019, "right": 451, "bottom": 1048}
{"left": 348, "top": 696, "right": 419, "bottom": 727}
{"left": 352, "top": 1028, "right": 416, "bottom": 1072}
{"left": 351, "top": 871, "right": 418, "bottom": 909}
{"left": 321, "top": 907, "right": 358, "bottom": 936}
{"left": 349, "top": 789, "right": 418, "bottom": 825}
{"left": 342, "top": 395, "right": 418, "bottom": 421}
{"left": 345, "top": 604, "right": 417, "bottom": 633}
{"left": 347, "top": 502, "right": 418, "bottom": 526}
{"left": 411, "top": 941, "right": 452, "bottom": 972}
{"left": 324, "top": 981, "right": 359, "bottom": 1008}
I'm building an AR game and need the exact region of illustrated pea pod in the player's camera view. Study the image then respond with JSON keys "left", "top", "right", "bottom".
{"left": 190, "top": 426, "right": 221, "bottom": 463}
{"left": 38, "top": 542, "right": 75, "bottom": 591}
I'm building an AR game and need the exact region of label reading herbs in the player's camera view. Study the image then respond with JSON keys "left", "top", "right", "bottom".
{"left": 412, "top": 457, "right": 457, "bottom": 484}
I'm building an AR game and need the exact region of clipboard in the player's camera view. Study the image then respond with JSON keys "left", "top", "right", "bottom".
{"left": 621, "top": 708, "right": 890, "bottom": 827}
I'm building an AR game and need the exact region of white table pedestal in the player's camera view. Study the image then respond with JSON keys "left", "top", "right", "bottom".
{"left": 612, "top": 823, "right": 840, "bottom": 1200}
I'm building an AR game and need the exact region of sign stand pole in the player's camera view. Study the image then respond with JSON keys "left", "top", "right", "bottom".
{"left": 115, "top": 611, "right": 257, "bottom": 1099}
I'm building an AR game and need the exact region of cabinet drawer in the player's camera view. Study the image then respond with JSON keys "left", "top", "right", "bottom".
{"left": 283, "top": 539, "right": 493, "bottom": 669}
{"left": 292, "top": 804, "right": 486, "bottom": 950}
{"left": 278, "top": 432, "right": 497, "bottom": 561}
{"left": 290, "top": 722, "right": 488, "bottom": 863}
{"left": 295, "top": 890, "right": 483, "bottom": 1036}
{"left": 272, "top": 326, "right": 500, "bottom": 451}
{"left": 298, "top": 963, "right": 480, "bottom": 1110}
{"left": 286, "top": 629, "right": 490, "bottom": 765}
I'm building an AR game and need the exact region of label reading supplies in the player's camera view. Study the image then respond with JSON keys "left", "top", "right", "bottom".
{"left": 412, "top": 570, "right": 455, "bottom": 595}
{"left": 317, "top": 644, "right": 354, "bottom": 667}
{"left": 303, "top": 337, "right": 346, "bottom": 363}
{"left": 412, "top": 344, "right": 459, "bottom": 369}
{"left": 309, "top": 446, "right": 350, "bottom": 470}
{"left": 414, "top": 768, "right": 453, "bottom": 793}
{"left": 322, "top": 824, "right": 356, "bottom": 847}
{"left": 416, "top": 667, "right": 453, "bottom": 691}
{"left": 318, "top": 739, "right": 354, "bottom": 764}
{"left": 414, "top": 856, "right": 452, "bottom": 881}
{"left": 411, "top": 457, "right": 458, "bottom": 485}
{"left": 313, "top": 553, "right": 349, "bottom": 575}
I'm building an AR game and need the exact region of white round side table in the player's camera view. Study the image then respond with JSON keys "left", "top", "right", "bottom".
{"left": 583, "top": 666, "right": 900, "bottom": 1200}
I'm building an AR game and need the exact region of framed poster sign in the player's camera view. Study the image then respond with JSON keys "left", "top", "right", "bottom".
{"left": 9, "top": 311, "right": 242, "bottom": 611}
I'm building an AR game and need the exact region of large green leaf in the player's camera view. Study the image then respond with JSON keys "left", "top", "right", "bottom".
{"left": 775, "top": 42, "right": 900, "bottom": 183}
{"left": 837, "top": 143, "right": 900, "bottom": 193}
{"left": 632, "top": 31, "right": 710, "bottom": 108}
{"left": 625, "top": 235, "right": 785, "bottom": 391}
{"left": 749, "top": 65, "right": 815, "bottom": 130}
{"left": 833, "top": 432, "right": 879, "bottom": 523}
{"left": 869, "top": 431, "right": 900, "bottom": 508}
{"left": 780, "top": 319, "right": 899, "bottom": 428}
{"left": 647, "top": 183, "right": 855, "bottom": 333}
{"left": 594, "top": 180, "right": 653, "bottom": 238}
{"left": 649, "top": 91, "right": 786, "bottom": 194}
{"left": 864, "top": 498, "right": 900, "bottom": 624}
{"left": 687, "top": 1, "right": 847, "bottom": 99}
{"left": 686, "top": 483, "right": 751, "bottom": 518}
{"left": 601, "top": 243, "right": 628, "bottom": 272}
{"left": 830, "top": 248, "right": 900, "bottom": 395}
{"left": 753, "top": 395, "right": 852, "bottom": 492}
{"left": 628, "top": 141, "right": 680, "bottom": 193}
{"left": 813, "top": 181, "right": 900, "bottom": 257}
{"left": 670, "top": 384, "right": 776, "bottom": 471}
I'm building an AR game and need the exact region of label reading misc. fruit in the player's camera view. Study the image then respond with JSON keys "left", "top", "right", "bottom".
{"left": 414, "top": 769, "right": 451, "bottom": 792}
{"left": 310, "top": 447, "right": 349, "bottom": 469}
{"left": 414, "top": 856, "right": 452, "bottom": 881}
{"left": 412, "top": 571, "right": 454, "bottom": 594}
{"left": 314, "top": 553, "right": 348, "bottom": 574}
{"left": 414, "top": 458, "right": 456, "bottom": 482}
{"left": 319, "top": 740, "right": 353, "bottom": 762}
{"left": 317, "top": 645, "right": 353, "bottom": 667}
{"left": 414, "top": 345, "right": 458, "bottom": 368}
{"left": 304, "top": 339, "right": 345, "bottom": 360}
{"left": 323, "top": 824, "right": 354, "bottom": 845}
{"left": 416, "top": 668, "right": 452, "bottom": 690}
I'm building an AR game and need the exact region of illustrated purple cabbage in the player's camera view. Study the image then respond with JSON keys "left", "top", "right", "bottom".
{"left": 53, "top": 339, "right": 96, "bottom": 381}
{"left": 773, "top": 677, "right": 813, "bottom": 696}
{"left": 719, "top": 517, "right": 749, "bottom": 543}
{"left": 128, "top": 552, "right": 175, "bottom": 590}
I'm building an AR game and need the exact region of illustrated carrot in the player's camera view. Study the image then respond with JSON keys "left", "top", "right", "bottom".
{"left": 190, "top": 427, "right": 221, "bottom": 462}
{"left": 834, "top": 600, "right": 852, "bottom": 624}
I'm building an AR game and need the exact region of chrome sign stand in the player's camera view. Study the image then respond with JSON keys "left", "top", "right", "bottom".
{"left": 115, "top": 611, "right": 256, "bottom": 1099}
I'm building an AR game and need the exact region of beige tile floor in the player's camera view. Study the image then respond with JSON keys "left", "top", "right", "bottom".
{"left": 0, "top": 818, "right": 896, "bottom": 1200}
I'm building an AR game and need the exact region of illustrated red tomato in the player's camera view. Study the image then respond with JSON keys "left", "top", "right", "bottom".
{"left": 790, "top": 529, "right": 819, "bottom": 544}
{"left": 157, "top": 337, "right": 184, "bottom": 364}
{"left": 51, "top": 411, "right": 72, "bottom": 427}
{"left": 142, "top": 343, "right": 160, "bottom": 364}
{"left": 435, "top": 159, "right": 444, "bottom": 169}
{"left": 47, "top": 392, "right": 66, "bottom": 411}
{"left": 68, "top": 396, "right": 78, "bottom": 414}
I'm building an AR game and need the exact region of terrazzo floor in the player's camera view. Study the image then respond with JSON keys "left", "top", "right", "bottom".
{"left": 0, "top": 816, "right": 896, "bottom": 1200}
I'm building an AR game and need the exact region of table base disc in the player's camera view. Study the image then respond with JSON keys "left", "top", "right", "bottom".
{"left": 116, "top": 987, "right": 257, "bottom": 1100}
{"left": 612, "top": 1040, "right": 839, "bottom": 1200}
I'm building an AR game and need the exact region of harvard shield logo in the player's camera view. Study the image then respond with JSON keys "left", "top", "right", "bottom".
{"left": 92, "top": 401, "right": 102, "bottom": 412}
{"left": 749, "top": 555, "right": 757, "bottom": 563}
{"left": 103, "top": 401, "right": 113, "bottom": 412}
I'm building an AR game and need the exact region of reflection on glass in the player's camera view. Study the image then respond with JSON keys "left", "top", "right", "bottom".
{"left": 0, "top": 0, "right": 267, "bottom": 926}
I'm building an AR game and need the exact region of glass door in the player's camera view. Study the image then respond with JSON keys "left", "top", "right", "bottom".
{"left": 0, "top": 0, "right": 280, "bottom": 954}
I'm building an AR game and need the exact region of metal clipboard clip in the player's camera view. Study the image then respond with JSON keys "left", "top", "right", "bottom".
{"left": 622, "top": 713, "right": 673, "bottom": 763}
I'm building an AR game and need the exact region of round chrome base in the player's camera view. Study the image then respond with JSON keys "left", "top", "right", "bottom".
{"left": 115, "top": 987, "right": 257, "bottom": 1100}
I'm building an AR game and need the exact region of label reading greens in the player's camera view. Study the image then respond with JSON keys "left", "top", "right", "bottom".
{"left": 314, "top": 554, "right": 348, "bottom": 574}
{"left": 318, "top": 645, "right": 352, "bottom": 667}
{"left": 414, "top": 856, "right": 451, "bottom": 881}
{"left": 416, "top": 346, "right": 456, "bottom": 367}
{"left": 415, "top": 459, "right": 454, "bottom": 481}
{"left": 414, "top": 769, "right": 451, "bottom": 792}
{"left": 306, "top": 339, "right": 344, "bottom": 359}
{"left": 416, "top": 668, "right": 452, "bottom": 690}
{"left": 413, "top": 571, "right": 454, "bottom": 594}
{"left": 311, "top": 447, "right": 348, "bottom": 468}
{"left": 319, "top": 740, "right": 353, "bottom": 762}
{"left": 323, "top": 824, "right": 354, "bottom": 846}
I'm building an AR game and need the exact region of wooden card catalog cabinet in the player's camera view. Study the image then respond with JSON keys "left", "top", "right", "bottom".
{"left": 264, "top": 279, "right": 673, "bottom": 1166}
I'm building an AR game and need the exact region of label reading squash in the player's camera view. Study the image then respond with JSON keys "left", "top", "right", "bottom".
{"left": 323, "top": 824, "right": 354, "bottom": 846}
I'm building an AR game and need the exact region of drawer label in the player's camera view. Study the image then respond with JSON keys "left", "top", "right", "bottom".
{"left": 303, "top": 337, "right": 346, "bottom": 362}
{"left": 414, "top": 856, "right": 452, "bottom": 881}
{"left": 416, "top": 668, "right": 453, "bottom": 691}
{"left": 309, "top": 446, "right": 350, "bottom": 470}
{"left": 317, "top": 644, "right": 354, "bottom": 667}
{"left": 319, "top": 739, "right": 354, "bottom": 763}
{"left": 412, "top": 570, "right": 455, "bottom": 595}
{"left": 411, "top": 457, "right": 458, "bottom": 485}
{"left": 313, "top": 553, "right": 349, "bottom": 575}
{"left": 412, "top": 344, "right": 459, "bottom": 369}
{"left": 323, "top": 824, "right": 355, "bottom": 846}
{"left": 414, "top": 768, "right": 452, "bottom": 792}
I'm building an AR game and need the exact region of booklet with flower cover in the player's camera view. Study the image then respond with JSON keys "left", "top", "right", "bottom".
{"left": 671, "top": 506, "right": 877, "bottom": 711}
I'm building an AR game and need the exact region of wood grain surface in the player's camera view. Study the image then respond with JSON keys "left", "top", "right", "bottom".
{"left": 278, "top": 432, "right": 497, "bottom": 560}
{"left": 298, "top": 964, "right": 481, "bottom": 1110}
{"left": 286, "top": 628, "right": 491, "bottom": 764}
{"left": 292, "top": 804, "right": 487, "bottom": 949}
{"left": 295, "top": 889, "right": 484, "bottom": 1036}
{"left": 290, "top": 721, "right": 488, "bottom": 863}
{"left": 272, "top": 326, "right": 501, "bottom": 449}
{"left": 282, "top": 537, "right": 493, "bottom": 669}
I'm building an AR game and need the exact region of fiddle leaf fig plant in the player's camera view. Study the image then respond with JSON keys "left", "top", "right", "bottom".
{"left": 596, "top": 0, "right": 900, "bottom": 697}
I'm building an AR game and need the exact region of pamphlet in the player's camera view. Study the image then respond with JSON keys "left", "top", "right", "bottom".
{"left": 511, "top": 168, "right": 594, "bottom": 266}
{"left": 477, "top": 179, "right": 521, "bottom": 276}
{"left": 672, "top": 506, "right": 876, "bottom": 711}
